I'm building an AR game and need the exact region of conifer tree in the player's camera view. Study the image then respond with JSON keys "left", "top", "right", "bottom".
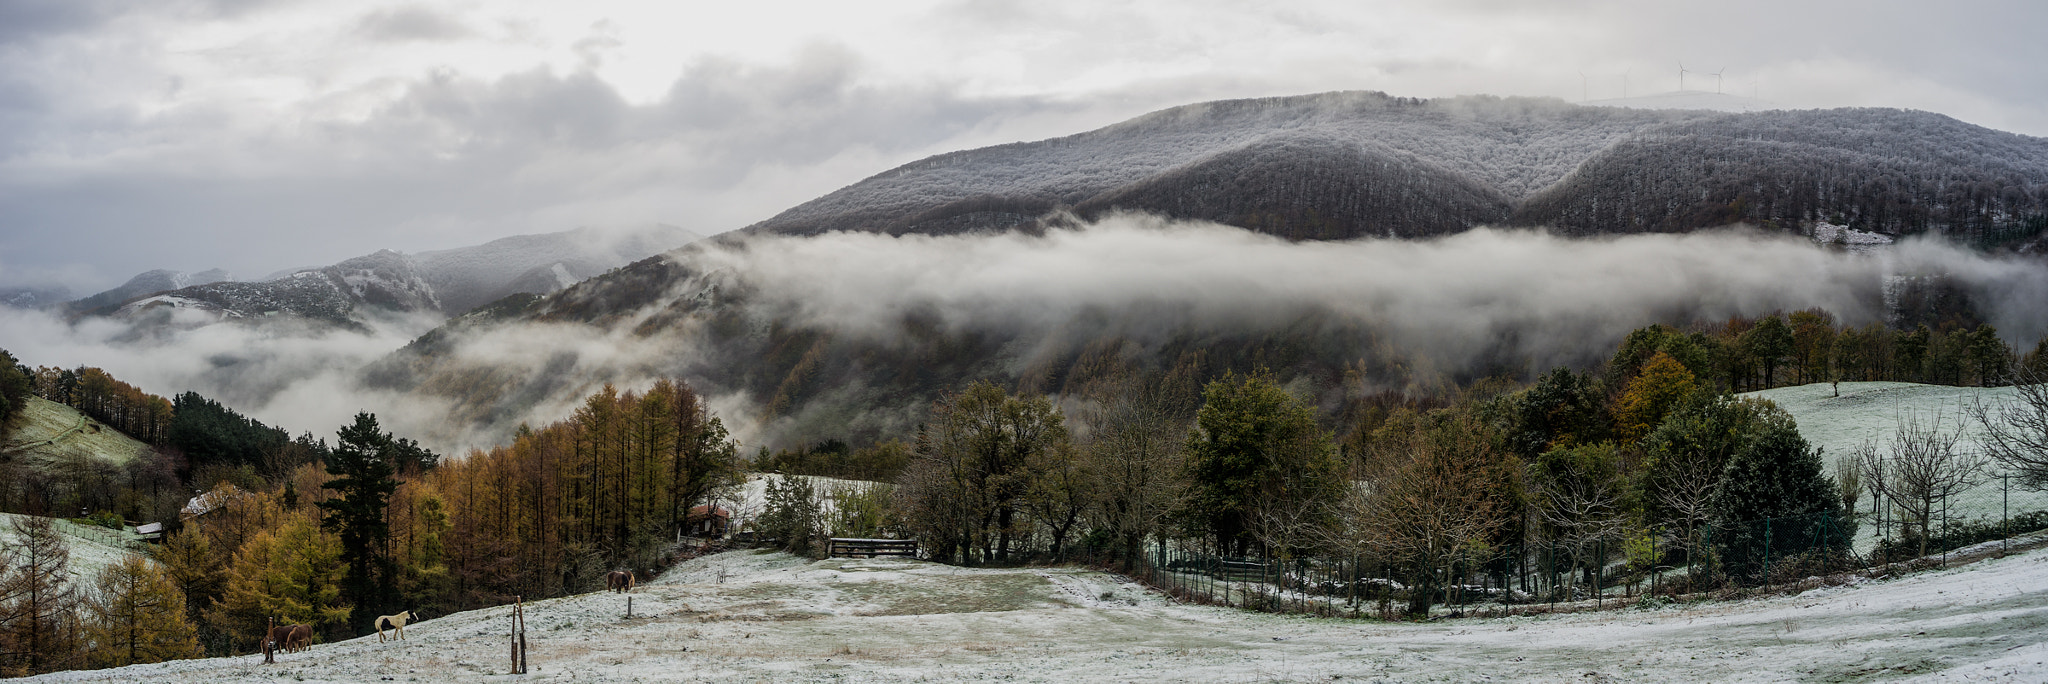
{"left": 208, "top": 516, "right": 350, "bottom": 645}
{"left": 0, "top": 515, "right": 80, "bottom": 675}
{"left": 149, "top": 530, "right": 225, "bottom": 633}
{"left": 319, "top": 412, "right": 409, "bottom": 628}
{"left": 86, "top": 556, "right": 198, "bottom": 667}
{"left": 1707, "top": 406, "right": 1851, "bottom": 580}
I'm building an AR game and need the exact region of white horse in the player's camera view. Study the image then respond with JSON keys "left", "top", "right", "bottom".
{"left": 376, "top": 610, "right": 417, "bottom": 642}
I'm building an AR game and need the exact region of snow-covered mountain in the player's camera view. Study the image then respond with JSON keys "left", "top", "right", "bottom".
{"left": 69, "top": 268, "right": 233, "bottom": 313}
{"left": 0, "top": 285, "right": 74, "bottom": 310}
{"left": 371, "top": 91, "right": 2048, "bottom": 452}
{"left": 87, "top": 224, "right": 702, "bottom": 326}
{"left": 744, "top": 91, "right": 2048, "bottom": 244}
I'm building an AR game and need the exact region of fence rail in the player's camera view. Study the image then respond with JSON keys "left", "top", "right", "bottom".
{"left": 830, "top": 537, "right": 918, "bottom": 558}
{"left": 1061, "top": 476, "right": 2045, "bottom": 620}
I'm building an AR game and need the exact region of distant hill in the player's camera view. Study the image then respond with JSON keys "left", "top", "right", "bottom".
{"left": 0, "top": 395, "right": 149, "bottom": 471}
{"left": 81, "top": 224, "right": 703, "bottom": 328}
{"left": 369, "top": 91, "right": 2048, "bottom": 452}
{"left": 743, "top": 91, "right": 2048, "bottom": 246}
{"left": 69, "top": 268, "right": 233, "bottom": 314}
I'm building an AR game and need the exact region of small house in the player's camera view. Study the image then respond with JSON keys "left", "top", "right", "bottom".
{"left": 685, "top": 504, "right": 731, "bottom": 538}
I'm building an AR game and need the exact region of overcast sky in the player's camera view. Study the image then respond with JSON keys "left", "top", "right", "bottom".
{"left": 3, "top": 0, "right": 2044, "bottom": 294}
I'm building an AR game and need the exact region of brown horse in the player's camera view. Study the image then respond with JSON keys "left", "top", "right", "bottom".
{"left": 262, "top": 620, "right": 293, "bottom": 663}
{"left": 606, "top": 570, "right": 635, "bottom": 593}
{"left": 284, "top": 624, "right": 312, "bottom": 654}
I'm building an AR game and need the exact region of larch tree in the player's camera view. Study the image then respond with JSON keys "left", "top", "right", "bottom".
{"left": 147, "top": 530, "right": 225, "bottom": 640}
{"left": 208, "top": 515, "right": 350, "bottom": 647}
{"left": 0, "top": 515, "right": 81, "bottom": 675}
{"left": 85, "top": 556, "right": 199, "bottom": 668}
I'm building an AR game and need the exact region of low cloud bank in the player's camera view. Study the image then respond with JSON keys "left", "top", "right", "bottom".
{"left": 6, "top": 216, "right": 2047, "bottom": 455}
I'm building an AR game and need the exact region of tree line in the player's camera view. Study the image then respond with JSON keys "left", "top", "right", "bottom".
{"left": 749, "top": 313, "right": 2048, "bottom": 618}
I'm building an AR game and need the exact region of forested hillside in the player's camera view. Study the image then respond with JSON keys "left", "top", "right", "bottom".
{"left": 743, "top": 91, "right": 2048, "bottom": 244}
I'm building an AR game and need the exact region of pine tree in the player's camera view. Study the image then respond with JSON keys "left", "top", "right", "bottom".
{"left": 318, "top": 412, "right": 404, "bottom": 629}
{"left": 86, "top": 556, "right": 198, "bottom": 667}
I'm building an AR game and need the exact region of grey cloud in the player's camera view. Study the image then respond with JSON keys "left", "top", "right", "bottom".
{"left": 0, "top": 52, "right": 1061, "bottom": 292}
{"left": 354, "top": 5, "right": 473, "bottom": 43}
{"left": 391, "top": 217, "right": 2048, "bottom": 450}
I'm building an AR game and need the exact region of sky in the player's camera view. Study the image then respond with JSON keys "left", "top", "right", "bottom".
{"left": 3, "top": 0, "right": 2045, "bottom": 295}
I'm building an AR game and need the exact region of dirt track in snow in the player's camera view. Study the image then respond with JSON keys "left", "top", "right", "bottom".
{"left": 30, "top": 543, "right": 2048, "bottom": 683}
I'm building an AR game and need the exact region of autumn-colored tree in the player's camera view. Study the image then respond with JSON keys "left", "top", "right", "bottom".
{"left": 1612, "top": 351, "right": 1697, "bottom": 443}
{"left": 150, "top": 529, "right": 225, "bottom": 631}
{"left": 0, "top": 515, "right": 81, "bottom": 675}
{"left": 1342, "top": 408, "right": 1517, "bottom": 616}
{"left": 393, "top": 488, "right": 452, "bottom": 615}
{"left": 85, "top": 556, "right": 199, "bottom": 668}
{"left": 207, "top": 515, "right": 350, "bottom": 647}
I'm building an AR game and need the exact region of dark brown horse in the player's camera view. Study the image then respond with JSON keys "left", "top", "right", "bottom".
{"left": 262, "top": 619, "right": 292, "bottom": 663}
{"left": 606, "top": 570, "right": 635, "bottom": 593}
{"left": 284, "top": 624, "right": 312, "bottom": 653}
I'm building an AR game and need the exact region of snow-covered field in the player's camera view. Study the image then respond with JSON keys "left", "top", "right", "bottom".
{"left": 0, "top": 512, "right": 143, "bottom": 586}
{"left": 1748, "top": 382, "right": 2047, "bottom": 549}
{"left": 33, "top": 538, "right": 2048, "bottom": 683}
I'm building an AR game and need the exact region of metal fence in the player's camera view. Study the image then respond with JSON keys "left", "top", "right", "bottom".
{"left": 1063, "top": 477, "right": 2045, "bottom": 620}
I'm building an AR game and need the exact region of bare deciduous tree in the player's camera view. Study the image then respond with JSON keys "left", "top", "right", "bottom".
{"left": 1339, "top": 410, "right": 1512, "bottom": 616}
{"left": 1072, "top": 370, "right": 1189, "bottom": 568}
{"left": 1970, "top": 365, "right": 2048, "bottom": 491}
{"left": 1859, "top": 411, "right": 1989, "bottom": 557}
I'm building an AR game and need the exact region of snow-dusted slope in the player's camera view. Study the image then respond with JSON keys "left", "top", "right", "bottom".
{"left": 70, "top": 268, "right": 232, "bottom": 313}
{"left": 745, "top": 90, "right": 2048, "bottom": 242}
{"left": 1584, "top": 89, "right": 1777, "bottom": 113}
{"left": 1747, "top": 381, "right": 2048, "bottom": 550}
{"left": 96, "top": 224, "right": 701, "bottom": 327}
{"left": 747, "top": 92, "right": 1713, "bottom": 238}
{"left": 36, "top": 542, "right": 2048, "bottom": 682}
{"left": 414, "top": 224, "right": 702, "bottom": 315}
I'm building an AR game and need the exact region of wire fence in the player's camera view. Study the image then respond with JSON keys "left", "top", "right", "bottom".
{"left": 1061, "top": 476, "right": 2046, "bottom": 620}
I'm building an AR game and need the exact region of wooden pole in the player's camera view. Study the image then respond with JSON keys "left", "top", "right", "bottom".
{"left": 517, "top": 597, "right": 529, "bottom": 674}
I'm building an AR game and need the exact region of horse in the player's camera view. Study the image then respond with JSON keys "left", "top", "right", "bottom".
{"left": 262, "top": 619, "right": 293, "bottom": 663}
{"left": 284, "top": 624, "right": 312, "bottom": 654}
{"left": 606, "top": 570, "right": 635, "bottom": 593}
{"left": 376, "top": 610, "right": 417, "bottom": 642}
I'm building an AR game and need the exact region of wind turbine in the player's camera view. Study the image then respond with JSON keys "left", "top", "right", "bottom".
{"left": 1578, "top": 71, "right": 1588, "bottom": 102}
{"left": 1678, "top": 61, "right": 1689, "bottom": 91}
{"left": 1713, "top": 68, "right": 1725, "bottom": 94}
